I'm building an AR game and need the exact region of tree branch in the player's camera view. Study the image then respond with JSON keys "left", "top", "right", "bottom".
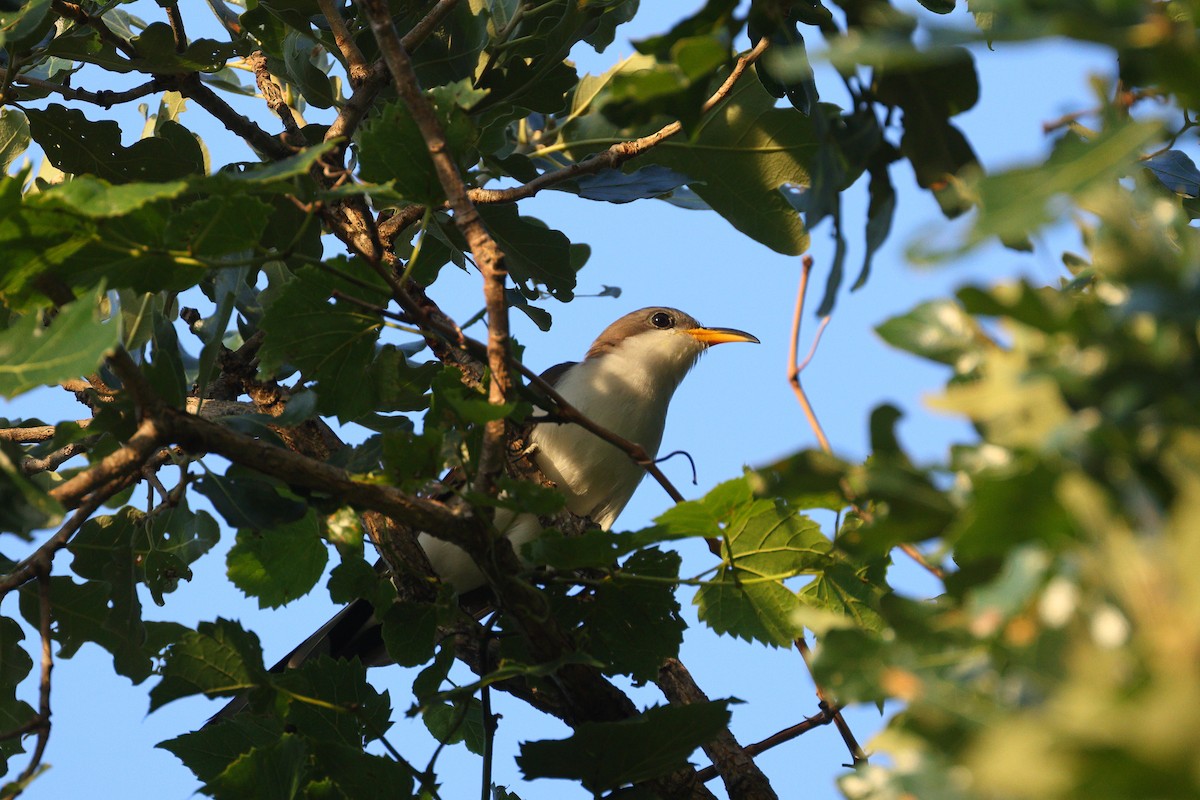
{"left": 362, "top": 0, "right": 512, "bottom": 500}
{"left": 657, "top": 659, "right": 777, "bottom": 800}
{"left": 248, "top": 51, "right": 304, "bottom": 144}
{"left": 4, "top": 71, "right": 162, "bottom": 107}
{"left": 46, "top": 418, "right": 162, "bottom": 510}
{"left": 173, "top": 73, "right": 292, "bottom": 160}
{"left": 317, "top": 0, "right": 370, "bottom": 86}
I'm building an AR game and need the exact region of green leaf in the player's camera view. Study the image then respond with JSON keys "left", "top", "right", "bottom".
{"left": 658, "top": 478, "right": 829, "bottom": 646}
{"left": 381, "top": 602, "right": 438, "bottom": 668}
{"left": 358, "top": 90, "right": 477, "bottom": 204}
{"left": 876, "top": 299, "right": 983, "bottom": 366}
{"left": 583, "top": 548, "right": 685, "bottom": 681}
{"left": 695, "top": 577, "right": 803, "bottom": 647}
{"left": 283, "top": 30, "right": 337, "bottom": 109}
{"left": 27, "top": 104, "right": 204, "bottom": 183}
{"left": 129, "top": 22, "right": 238, "bottom": 73}
{"left": 476, "top": 205, "right": 578, "bottom": 301}
{"left": 0, "top": 108, "right": 31, "bottom": 173}
{"left": 158, "top": 715, "right": 286, "bottom": 783}
{"left": 151, "top": 618, "right": 268, "bottom": 711}
{"left": 566, "top": 61, "right": 817, "bottom": 255}
{"left": 0, "top": 616, "right": 34, "bottom": 774}
{"left": 798, "top": 560, "right": 887, "bottom": 633}
{"left": 258, "top": 264, "right": 389, "bottom": 415}
{"left": 517, "top": 701, "right": 731, "bottom": 792}
{"left": 34, "top": 175, "right": 189, "bottom": 218}
{"left": 423, "top": 699, "right": 485, "bottom": 754}
{"left": 227, "top": 511, "right": 329, "bottom": 609}
{"left": 165, "top": 194, "right": 274, "bottom": 256}
{"left": 276, "top": 656, "right": 392, "bottom": 745}
{"left": 209, "top": 733, "right": 308, "bottom": 800}
{"left": 309, "top": 741, "right": 416, "bottom": 800}
{"left": 0, "top": 285, "right": 119, "bottom": 398}
{"left": 196, "top": 466, "right": 308, "bottom": 531}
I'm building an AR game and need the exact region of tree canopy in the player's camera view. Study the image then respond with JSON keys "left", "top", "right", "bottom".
{"left": 3, "top": 1, "right": 1200, "bottom": 799}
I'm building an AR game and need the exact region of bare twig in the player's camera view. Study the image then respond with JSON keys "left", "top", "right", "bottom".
{"left": 785, "top": 255, "right": 868, "bottom": 766}
{"left": 787, "top": 255, "right": 831, "bottom": 453}
{"left": 21, "top": 440, "right": 94, "bottom": 475}
{"left": 324, "top": 0, "right": 460, "bottom": 146}
{"left": 0, "top": 421, "right": 89, "bottom": 443}
{"left": 4, "top": 71, "right": 162, "bottom": 107}
{"left": 174, "top": 73, "right": 292, "bottom": 160}
{"left": 794, "top": 638, "right": 866, "bottom": 766}
{"left": 47, "top": 418, "right": 161, "bottom": 510}
{"left": 694, "top": 707, "right": 838, "bottom": 784}
{"left": 317, "top": 0, "right": 370, "bottom": 86}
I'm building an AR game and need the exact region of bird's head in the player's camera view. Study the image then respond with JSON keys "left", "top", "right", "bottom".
{"left": 584, "top": 307, "right": 759, "bottom": 389}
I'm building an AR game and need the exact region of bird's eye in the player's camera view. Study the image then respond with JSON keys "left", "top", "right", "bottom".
{"left": 651, "top": 312, "right": 674, "bottom": 329}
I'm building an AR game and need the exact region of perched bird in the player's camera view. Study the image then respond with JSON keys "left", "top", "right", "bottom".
{"left": 421, "top": 306, "right": 759, "bottom": 590}
{"left": 210, "top": 307, "right": 756, "bottom": 719}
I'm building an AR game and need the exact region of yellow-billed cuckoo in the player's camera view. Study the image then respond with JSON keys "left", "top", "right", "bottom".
{"left": 210, "top": 307, "right": 756, "bottom": 720}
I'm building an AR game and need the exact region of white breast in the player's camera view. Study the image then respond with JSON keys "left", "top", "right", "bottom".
{"left": 530, "top": 331, "right": 699, "bottom": 528}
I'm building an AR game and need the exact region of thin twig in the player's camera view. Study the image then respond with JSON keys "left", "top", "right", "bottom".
{"left": 21, "top": 440, "right": 94, "bottom": 475}
{"left": 4, "top": 71, "right": 162, "bottom": 107}
{"left": 175, "top": 73, "right": 292, "bottom": 160}
{"left": 324, "top": 0, "right": 460, "bottom": 146}
{"left": 785, "top": 255, "right": 867, "bottom": 766}
{"left": 794, "top": 637, "right": 866, "bottom": 766}
{"left": 694, "top": 707, "right": 838, "bottom": 784}
{"left": 469, "top": 37, "right": 771, "bottom": 207}
{"left": 788, "top": 256, "right": 831, "bottom": 453}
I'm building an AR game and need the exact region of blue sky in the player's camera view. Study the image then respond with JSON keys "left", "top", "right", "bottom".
{"left": 0, "top": 2, "right": 1119, "bottom": 798}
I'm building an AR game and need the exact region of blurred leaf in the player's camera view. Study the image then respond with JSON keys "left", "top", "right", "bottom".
{"left": 876, "top": 299, "right": 983, "bottom": 366}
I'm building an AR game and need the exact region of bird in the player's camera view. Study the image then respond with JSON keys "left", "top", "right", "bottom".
{"left": 209, "top": 307, "right": 757, "bottom": 719}
{"left": 419, "top": 306, "right": 759, "bottom": 591}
